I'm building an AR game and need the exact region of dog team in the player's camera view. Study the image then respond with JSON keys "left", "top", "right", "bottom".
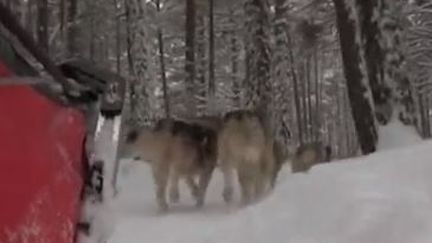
{"left": 122, "top": 109, "right": 331, "bottom": 212}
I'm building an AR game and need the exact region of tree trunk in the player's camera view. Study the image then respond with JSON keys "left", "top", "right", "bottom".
{"left": 66, "top": 0, "right": 78, "bottom": 57}
{"left": 335, "top": 83, "right": 342, "bottom": 157}
{"left": 333, "top": 0, "right": 378, "bottom": 154}
{"left": 244, "top": 0, "right": 272, "bottom": 131}
{"left": 425, "top": 95, "right": 431, "bottom": 137}
{"left": 208, "top": 0, "right": 215, "bottom": 110}
{"left": 125, "top": 0, "right": 135, "bottom": 76}
{"left": 287, "top": 32, "right": 304, "bottom": 145}
{"left": 89, "top": 14, "right": 95, "bottom": 61}
{"left": 228, "top": 9, "right": 241, "bottom": 108}
{"left": 418, "top": 91, "right": 431, "bottom": 138}
{"left": 313, "top": 47, "right": 321, "bottom": 141}
{"left": 185, "top": 0, "right": 196, "bottom": 114}
{"left": 306, "top": 56, "right": 313, "bottom": 141}
{"left": 37, "top": 0, "right": 49, "bottom": 51}
{"left": 418, "top": 91, "right": 426, "bottom": 137}
{"left": 25, "top": 0, "right": 34, "bottom": 38}
{"left": 59, "top": 0, "right": 65, "bottom": 38}
{"left": 355, "top": 0, "right": 392, "bottom": 125}
{"left": 230, "top": 31, "right": 240, "bottom": 107}
{"left": 426, "top": 95, "right": 431, "bottom": 138}
{"left": 113, "top": 0, "right": 121, "bottom": 74}
{"left": 273, "top": 0, "right": 291, "bottom": 143}
{"left": 196, "top": 15, "right": 206, "bottom": 116}
{"left": 129, "top": 0, "right": 153, "bottom": 124}
{"left": 343, "top": 89, "right": 352, "bottom": 156}
{"left": 156, "top": 0, "right": 170, "bottom": 118}
{"left": 379, "top": 0, "right": 416, "bottom": 126}
{"left": 299, "top": 60, "right": 308, "bottom": 142}
{"left": 356, "top": 0, "right": 417, "bottom": 128}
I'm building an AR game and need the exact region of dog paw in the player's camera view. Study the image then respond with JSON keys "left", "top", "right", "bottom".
{"left": 223, "top": 187, "right": 233, "bottom": 203}
{"left": 191, "top": 188, "right": 200, "bottom": 199}
{"left": 195, "top": 197, "right": 204, "bottom": 208}
{"left": 169, "top": 189, "right": 180, "bottom": 203}
{"left": 241, "top": 196, "right": 252, "bottom": 206}
{"left": 158, "top": 202, "right": 169, "bottom": 212}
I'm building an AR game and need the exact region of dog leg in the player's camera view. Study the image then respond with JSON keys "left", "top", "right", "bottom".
{"left": 195, "top": 166, "right": 214, "bottom": 207}
{"left": 271, "top": 161, "right": 281, "bottom": 189}
{"left": 221, "top": 162, "right": 235, "bottom": 204}
{"left": 152, "top": 164, "right": 169, "bottom": 211}
{"left": 169, "top": 166, "right": 180, "bottom": 203}
{"left": 265, "top": 161, "right": 276, "bottom": 193}
{"left": 259, "top": 164, "right": 273, "bottom": 198}
{"left": 255, "top": 170, "right": 266, "bottom": 201}
{"left": 185, "top": 175, "right": 199, "bottom": 200}
{"left": 238, "top": 168, "right": 253, "bottom": 205}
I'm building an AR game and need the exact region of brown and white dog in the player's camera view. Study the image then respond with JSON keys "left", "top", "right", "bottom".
{"left": 217, "top": 110, "right": 278, "bottom": 205}
{"left": 123, "top": 118, "right": 217, "bottom": 211}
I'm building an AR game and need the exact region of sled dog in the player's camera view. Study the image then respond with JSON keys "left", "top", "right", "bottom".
{"left": 124, "top": 118, "right": 217, "bottom": 211}
{"left": 217, "top": 110, "right": 278, "bottom": 205}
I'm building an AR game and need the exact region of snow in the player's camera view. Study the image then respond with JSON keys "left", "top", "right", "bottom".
{"left": 88, "top": 139, "right": 432, "bottom": 243}
{"left": 378, "top": 120, "right": 423, "bottom": 150}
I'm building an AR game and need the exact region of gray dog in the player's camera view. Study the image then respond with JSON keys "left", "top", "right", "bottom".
{"left": 123, "top": 118, "right": 217, "bottom": 211}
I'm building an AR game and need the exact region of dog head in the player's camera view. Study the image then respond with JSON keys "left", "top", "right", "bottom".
{"left": 290, "top": 142, "right": 331, "bottom": 173}
{"left": 120, "top": 125, "right": 164, "bottom": 162}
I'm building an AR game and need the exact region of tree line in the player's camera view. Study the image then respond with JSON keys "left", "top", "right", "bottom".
{"left": 2, "top": 0, "right": 432, "bottom": 159}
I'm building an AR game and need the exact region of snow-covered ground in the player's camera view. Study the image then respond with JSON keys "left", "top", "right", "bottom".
{"left": 377, "top": 119, "right": 423, "bottom": 151}
{"left": 88, "top": 136, "right": 432, "bottom": 243}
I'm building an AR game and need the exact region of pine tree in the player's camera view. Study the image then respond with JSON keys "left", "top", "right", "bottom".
{"left": 185, "top": 0, "right": 197, "bottom": 115}
{"left": 129, "top": 0, "right": 152, "bottom": 125}
{"left": 273, "top": 0, "right": 291, "bottom": 144}
{"left": 333, "top": 0, "right": 378, "bottom": 154}
{"left": 244, "top": 0, "right": 272, "bottom": 131}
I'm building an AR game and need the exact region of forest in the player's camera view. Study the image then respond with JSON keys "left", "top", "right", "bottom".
{"left": 2, "top": 0, "right": 432, "bottom": 160}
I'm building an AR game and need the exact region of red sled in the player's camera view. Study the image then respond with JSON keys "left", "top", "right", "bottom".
{"left": 0, "top": 3, "right": 126, "bottom": 243}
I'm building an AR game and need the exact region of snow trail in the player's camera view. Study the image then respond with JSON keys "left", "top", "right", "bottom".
{"left": 100, "top": 140, "right": 432, "bottom": 243}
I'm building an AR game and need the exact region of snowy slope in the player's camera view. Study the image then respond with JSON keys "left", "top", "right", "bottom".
{"left": 102, "top": 140, "right": 432, "bottom": 243}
